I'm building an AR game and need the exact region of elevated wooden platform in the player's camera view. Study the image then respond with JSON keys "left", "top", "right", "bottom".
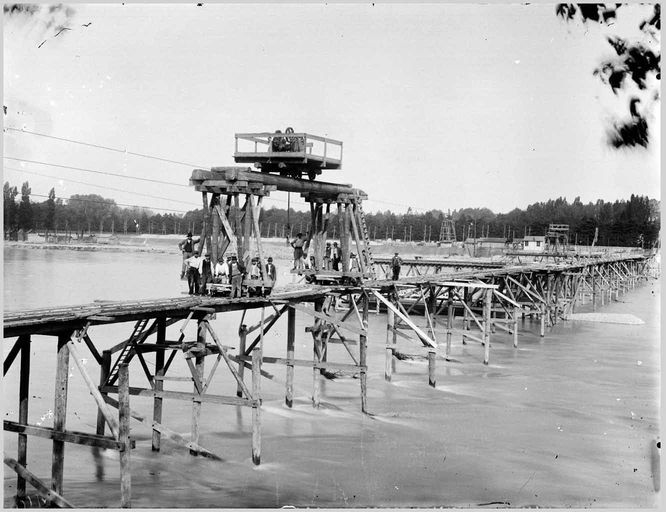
{"left": 190, "top": 167, "right": 366, "bottom": 203}
{"left": 234, "top": 132, "right": 343, "bottom": 178}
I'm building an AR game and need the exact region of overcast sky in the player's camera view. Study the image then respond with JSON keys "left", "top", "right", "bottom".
{"left": 3, "top": 2, "right": 661, "bottom": 216}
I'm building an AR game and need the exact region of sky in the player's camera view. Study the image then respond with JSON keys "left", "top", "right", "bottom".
{"left": 2, "top": 2, "right": 661, "bottom": 216}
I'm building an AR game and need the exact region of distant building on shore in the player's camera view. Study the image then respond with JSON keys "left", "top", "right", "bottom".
{"left": 519, "top": 235, "right": 546, "bottom": 252}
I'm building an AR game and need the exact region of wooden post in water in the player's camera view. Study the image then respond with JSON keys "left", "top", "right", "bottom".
{"left": 286, "top": 306, "right": 296, "bottom": 407}
{"left": 312, "top": 299, "right": 323, "bottom": 408}
{"left": 463, "top": 287, "right": 469, "bottom": 332}
{"left": 428, "top": 351, "right": 436, "bottom": 387}
{"left": 446, "top": 287, "right": 454, "bottom": 358}
{"left": 237, "top": 324, "right": 247, "bottom": 398}
{"left": 385, "top": 306, "right": 394, "bottom": 381}
{"left": 539, "top": 303, "right": 546, "bottom": 337}
{"left": 284, "top": 308, "right": 296, "bottom": 407}
{"left": 592, "top": 266, "right": 597, "bottom": 311}
{"left": 428, "top": 286, "right": 437, "bottom": 328}
{"left": 96, "top": 350, "right": 111, "bottom": 436}
{"left": 17, "top": 335, "right": 30, "bottom": 501}
{"left": 191, "top": 319, "right": 206, "bottom": 455}
{"left": 52, "top": 332, "right": 70, "bottom": 496}
{"left": 251, "top": 348, "right": 261, "bottom": 465}
{"left": 513, "top": 306, "right": 519, "bottom": 348}
{"left": 118, "top": 364, "right": 131, "bottom": 508}
{"left": 360, "top": 292, "right": 369, "bottom": 413}
{"left": 483, "top": 289, "right": 491, "bottom": 365}
{"left": 152, "top": 318, "right": 166, "bottom": 451}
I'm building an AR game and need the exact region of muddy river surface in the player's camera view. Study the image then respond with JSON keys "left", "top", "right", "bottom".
{"left": 3, "top": 247, "right": 661, "bottom": 508}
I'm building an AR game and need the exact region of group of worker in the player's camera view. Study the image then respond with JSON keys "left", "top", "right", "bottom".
{"left": 271, "top": 126, "right": 303, "bottom": 153}
{"left": 178, "top": 232, "right": 277, "bottom": 297}
{"left": 290, "top": 233, "right": 369, "bottom": 272}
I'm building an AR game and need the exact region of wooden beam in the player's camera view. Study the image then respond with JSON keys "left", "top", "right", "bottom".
{"left": 52, "top": 332, "right": 70, "bottom": 496}
{"left": 4, "top": 457, "right": 74, "bottom": 508}
{"left": 371, "top": 291, "right": 436, "bottom": 348}
{"left": 101, "top": 385, "right": 257, "bottom": 407}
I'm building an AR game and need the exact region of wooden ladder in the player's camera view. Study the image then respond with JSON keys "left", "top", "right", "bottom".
{"left": 356, "top": 201, "right": 376, "bottom": 278}
{"left": 106, "top": 318, "right": 151, "bottom": 386}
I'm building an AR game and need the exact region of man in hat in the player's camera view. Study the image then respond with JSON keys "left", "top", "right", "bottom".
{"left": 184, "top": 250, "right": 202, "bottom": 294}
{"left": 323, "top": 242, "right": 332, "bottom": 270}
{"left": 264, "top": 256, "right": 277, "bottom": 295}
{"left": 248, "top": 257, "right": 262, "bottom": 296}
{"left": 290, "top": 233, "right": 306, "bottom": 271}
{"left": 332, "top": 241, "right": 342, "bottom": 271}
{"left": 228, "top": 254, "right": 245, "bottom": 298}
{"left": 178, "top": 231, "right": 200, "bottom": 279}
{"left": 198, "top": 252, "right": 214, "bottom": 295}
{"left": 391, "top": 251, "right": 403, "bottom": 281}
{"left": 213, "top": 255, "right": 228, "bottom": 284}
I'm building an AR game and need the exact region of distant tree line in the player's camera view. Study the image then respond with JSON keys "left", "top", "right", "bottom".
{"left": 3, "top": 181, "right": 660, "bottom": 248}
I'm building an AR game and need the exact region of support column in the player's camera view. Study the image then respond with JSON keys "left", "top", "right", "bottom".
{"left": 191, "top": 319, "right": 205, "bottom": 455}
{"left": 237, "top": 325, "right": 247, "bottom": 398}
{"left": 251, "top": 348, "right": 261, "bottom": 465}
{"left": 52, "top": 332, "right": 71, "bottom": 495}
{"left": 286, "top": 307, "right": 295, "bottom": 407}
{"left": 446, "top": 287, "right": 454, "bottom": 359}
{"left": 17, "top": 336, "right": 31, "bottom": 501}
{"left": 428, "top": 351, "right": 436, "bottom": 387}
{"left": 513, "top": 306, "right": 519, "bottom": 348}
{"left": 312, "top": 299, "right": 323, "bottom": 408}
{"left": 152, "top": 318, "right": 166, "bottom": 451}
{"left": 540, "top": 303, "right": 546, "bottom": 337}
{"left": 592, "top": 266, "right": 597, "bottom": 312}
{"left": 385, "top": 306, "right": 395, "bottom": 381}
{"left": 483, "top": 289, "right": 492, "bottom": 365}
{"left": 360, "top": 292, "right": 369, "bottom": 413}
{"left": 118, "top": 364, "right": 131, "bottom": 508}
{"left": 96, "top": 351, "right": 111, "bottom": 436}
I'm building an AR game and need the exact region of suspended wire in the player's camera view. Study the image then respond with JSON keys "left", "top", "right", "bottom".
{"left": 3, "top": 166, "right": 202, "bottom": 208}
{"left": 3, "top": 156, "right": 190, "bottom": 188}
{"left": 6, "top": 128, "right": 415, "bottom": 211}
{"left": 4, "top": 126, "right": 210, "bottom": 169}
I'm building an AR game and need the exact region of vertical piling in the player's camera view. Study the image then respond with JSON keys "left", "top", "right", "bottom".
{"left": 385, "top": 307, "right": 394, "bottom": 382}
{"left": 360, "top": 292, "right": 369, "bottom": 413}
{"left": 237, "top": 324, "right": 247, "bottom": 398}
{"left": 17, "top": 336, "right": 30, "bottom": 501}
{"left": 592, "top": 266, "right": 597, "bottom": 312}
{"left": 428, "top": 351, "right": 436, "bottom": 387}
{"left": 118, "top": 364, "right": 131, "bottom": 508}
{"left": 191, "top": 319, "right": 206, "bottom": 455}
{"left": 483, "top": 289, "right": 491, "bottom": 365}
{"left": 251, "top": 348, "right": 261, "bottom": 465}
{"left": 539, "top": 303, "right": 546, "bottom": 337}
{"left": 52, "top": 332, "right": 70, "bottom": 495}
{"left": 286, "top": 306, "right": 295, "bottom": 407}
{"left": 446, "top": 287, "right": 453, "bottom": 359}
{"left": 152, "top": 318, "right": 166, "bottom": 451}
{"left": 513, "top": 306, "right": 519, "bottom": 348}
{"left": 96, "top": 350, "right": 111, "bottom": 436}
{"left": 312, "top": 300, "right": 323, "bottom": 409}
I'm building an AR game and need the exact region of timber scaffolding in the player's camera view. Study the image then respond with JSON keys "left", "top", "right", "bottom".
{"left": 3, "top": 160, "right": 659, "bottom": 507}
{"left": 2, "top": 253, "right": 657, "bottom": 507}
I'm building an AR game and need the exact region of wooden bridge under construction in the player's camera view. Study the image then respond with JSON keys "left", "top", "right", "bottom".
{"left": 3, "top": 142, "right": 660, "bottom": 508}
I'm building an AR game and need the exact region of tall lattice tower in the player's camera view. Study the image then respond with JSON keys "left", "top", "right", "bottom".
{"left": 439, "top": 219, "right": 456, "bottom": 243}
{"left": 545, "top": 224, "right": 569, "bottom": 252}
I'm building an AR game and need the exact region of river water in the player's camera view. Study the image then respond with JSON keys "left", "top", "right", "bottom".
{"left": 2, "top": 247, "right": 661, "bottom": 508}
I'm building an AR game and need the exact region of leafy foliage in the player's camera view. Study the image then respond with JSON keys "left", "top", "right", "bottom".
{"left": 556, "top": 3, "right": 660, "bottom": 149}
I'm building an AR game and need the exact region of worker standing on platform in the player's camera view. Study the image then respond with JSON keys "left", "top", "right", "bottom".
{"left": 391, "top": 252, "right": 403, "bottom": 280}
{"left": 178, "top": 231, "right": 200, "bottom": 279}
{"left": 290, "top": 233, "right": 306, "bottom": 270}
{"left": 265, "top": 257, "right": 277, "bottom": 295}
{"left": 199, "top": 252, "right": 214, "bottom": 295}
{"left": 332, "top": 241, "right": 342, "bottom": 271}
{"left": 214, "top": 256, "right": 228, "bottom": 283}
{"left": 323, "top": 242, "right": 332, "bottom": 270}
{"left": 229, "top": 255, "right": 245, "bottom": 298}
{"left": 185, "top": 250, "right": 202, "bottom": 294}
{"left": 350, "top": 252, "right": 360, "bottom": 272}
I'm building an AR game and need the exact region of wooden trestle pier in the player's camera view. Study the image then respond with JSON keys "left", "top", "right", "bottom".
{"left": 3, "top": 163, "right": 658, "bottom": 507}
{"left": 3, "top": 252, "right": 655, "bottom": 507}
